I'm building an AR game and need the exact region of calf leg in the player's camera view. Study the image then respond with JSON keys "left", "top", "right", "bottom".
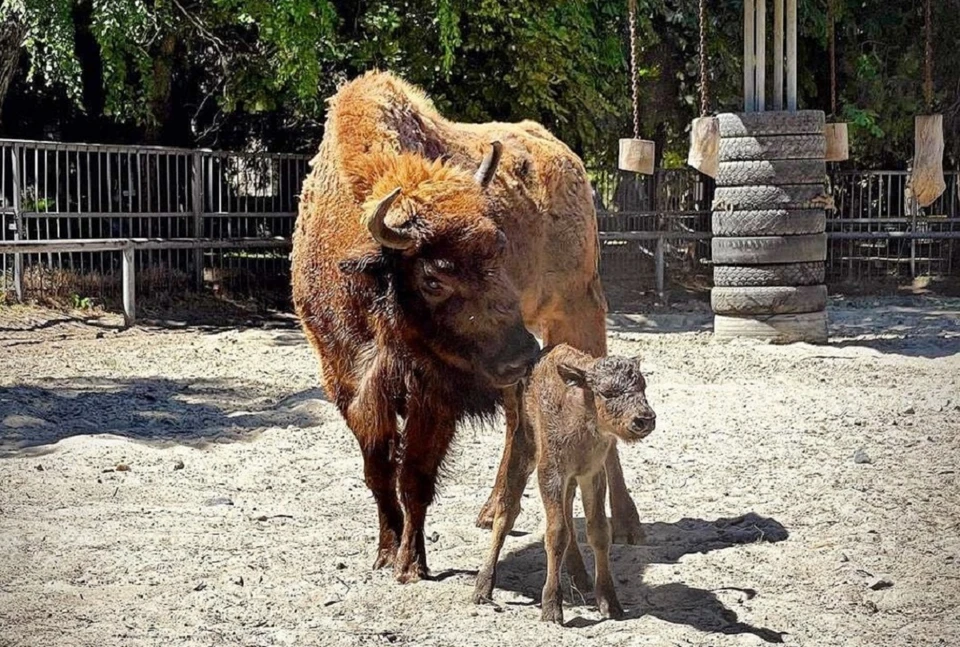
{"left": 540, "top": 472, "right": 570, "bottom": 625}
{"left": 562, "top": 480, "right": 592, "bottom": 594}
{"left": 393, "top": 412, "right": 457, "bottom": 584}
{"left": 581, "top": 471, "right": 623, "bottom": 619}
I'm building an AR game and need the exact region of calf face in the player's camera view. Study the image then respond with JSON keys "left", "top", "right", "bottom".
{"left": 556, "top": 355, "right": 656, "bottom": 442}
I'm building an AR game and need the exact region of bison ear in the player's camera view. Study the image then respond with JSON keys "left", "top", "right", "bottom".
{"left": 338, "top": 250, "right": 387, "bottom": 275}
{"left": 557, "top": 362, "right": 589, "bottom": 389}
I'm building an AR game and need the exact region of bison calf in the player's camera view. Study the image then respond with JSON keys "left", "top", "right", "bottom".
{"left": 473, "top": 343, "right": 656, "bottom": 624}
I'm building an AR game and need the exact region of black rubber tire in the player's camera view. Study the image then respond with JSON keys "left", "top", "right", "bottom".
{"left": 712, "top": 209, "right": 826, "bottom": 236}
{"left": 717, "top": 111, "right": 826, "bottom": 137}
{"left": 718, "top": 135, "right": 826, "bottom": 162}
{"left": 712, "top": 234, "right": 827, "bottom": 265}
{"left": 713, "top": 185, "right": 831, "bottom": 211}
{"left": 714, "top": 311, "right": 828, "bottom": 344}
{"left": 716, "top": 160, "right": 826, "bottom": 186}
{"left": 713, "top": 262, "right": 825, "bottom": 287}
{"left": 712, "top": 285, "right": 827, "bottom": 315}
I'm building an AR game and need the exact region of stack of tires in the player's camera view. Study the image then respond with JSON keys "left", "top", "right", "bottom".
{"left": 711, "top": 111, "right": 829, "bottom": 343}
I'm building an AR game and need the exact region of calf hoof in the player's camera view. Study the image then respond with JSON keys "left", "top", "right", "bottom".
{"left": 598, "top": 597, "right": 625, "bottom": 620}
{"left": 540, "top": 602, "right": 564, "bottom": 625}
{"left": 473, "top": 570, "right": 495, "bottom": 603}
{"left": 475, "top": 502, "right": 495, "bottom": 530}
{"left": 610, "top": 516, "right": 645, "bottom": 546}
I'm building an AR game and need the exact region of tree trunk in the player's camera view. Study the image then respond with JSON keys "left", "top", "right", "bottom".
{"left": 0, "top": 13, "right": 27, "bottom": 127}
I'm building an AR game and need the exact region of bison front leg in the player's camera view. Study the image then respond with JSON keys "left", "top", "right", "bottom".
{"left": 476, "top": 384, "right": 524, "bottom": 529}
{"left": 394, "top": 412, "right": 457, "bottom": 584}
{"left": 346, "top": 384, "right": 403, "bottom": 571}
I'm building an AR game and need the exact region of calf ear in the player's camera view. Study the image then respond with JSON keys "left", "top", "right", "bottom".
{"left": 557, "top": 362, "right": 589, "bottom": 389}
{"left": 338, "top": 250, "right": 386, "bottom": 275}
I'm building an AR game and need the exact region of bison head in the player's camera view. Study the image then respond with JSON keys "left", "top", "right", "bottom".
{"left": 341, "top": 142, "right": 539, "bottom": 388}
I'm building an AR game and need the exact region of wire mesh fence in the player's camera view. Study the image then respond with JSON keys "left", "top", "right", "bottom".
{"left": 1, "top": 137, "right": 958, "bottom": 312}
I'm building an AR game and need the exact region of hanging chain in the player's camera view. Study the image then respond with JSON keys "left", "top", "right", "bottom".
{"left": 829, "top": 0, "right": 836, "bottom": 116}
{"left": 628, "top": 0, "right": 640, "bottom": 139}
{"left": 924, "top": 0, "right": 933, "bottom": 110}
{"left": 698, "top": 0, "right": 709, "bottom": 116}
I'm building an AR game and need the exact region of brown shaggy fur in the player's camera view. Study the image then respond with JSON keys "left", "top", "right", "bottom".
{"left": 291, "top": 71, "right": 643, "bottom": 583}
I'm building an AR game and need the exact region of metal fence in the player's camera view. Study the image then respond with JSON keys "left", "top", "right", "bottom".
{"left": 1, "top": 137, "right": 958, "bottom": 312}
{"left": 0, "top": 139, "right": 307, "bottom": 307}
{"left": 590, "top": 167, "right": 960, "bottom": 299}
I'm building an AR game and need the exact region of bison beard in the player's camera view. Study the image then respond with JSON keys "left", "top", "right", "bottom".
{"left": 292, "top": 71, "right": 643, "bottom": 584}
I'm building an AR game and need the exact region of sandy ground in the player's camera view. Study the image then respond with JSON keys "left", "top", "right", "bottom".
{"left": 1, "top": 295, "right": 959, "bottom": 647}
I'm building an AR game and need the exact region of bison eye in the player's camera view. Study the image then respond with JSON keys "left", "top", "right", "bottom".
{"left": 420, "top": 274, "right": 453, "bottom": 302}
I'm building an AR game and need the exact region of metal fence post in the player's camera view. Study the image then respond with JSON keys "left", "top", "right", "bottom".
{"left": 655, "top": 235, "right": 665, "bottom": 300}
{"left": 192, "top": 150, "right": 204, "bottom": 290}
{"left": 10, "top": 144, "right": 23, "bottom": 302}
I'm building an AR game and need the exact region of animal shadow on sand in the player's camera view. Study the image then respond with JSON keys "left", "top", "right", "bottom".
{"left": 490, "top": 512, "right": 788, "bottom": 642}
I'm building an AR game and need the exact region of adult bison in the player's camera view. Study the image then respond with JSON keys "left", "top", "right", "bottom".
{"left": 291, "top": 71, "right": 642, "bottom": 583}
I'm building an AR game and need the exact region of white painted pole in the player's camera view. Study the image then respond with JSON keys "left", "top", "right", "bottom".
{"left": 774, "top": 0, "right": 784, "bottom": 110}
{"left": 787, "top": 0, "right": 797, "bottom": 111}
{"left": 122, "top": 246, "right": 136, "bottom": 327}
{"left": 756, "top": 0, "right": 766, "bottom": 111}
{"left": 744, "top": 0, "right": 756, "bottom": 112}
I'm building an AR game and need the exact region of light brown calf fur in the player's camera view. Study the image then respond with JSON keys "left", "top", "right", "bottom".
{"left": 473, "top": 344, "right": 656, "bottom": 624}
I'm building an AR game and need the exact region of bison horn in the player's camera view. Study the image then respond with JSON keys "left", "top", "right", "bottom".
{"left": 363, "top": 187, "right": 414, "bottom": 250}
{"left": 474, "top": 140, "right": 503, "bottom": 188}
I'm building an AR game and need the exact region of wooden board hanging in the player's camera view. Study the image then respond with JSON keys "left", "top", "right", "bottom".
{"left": 619, "top": 138, "right": 655, "bottom": 175}
{"left": 913, "top": 114, "right": 945, "bottom": 208}
{"left": 687, "top": 116, "right": 719, "bottom": 178}
{"left": 824, "top": 123, "right": 849, "bottom": 162}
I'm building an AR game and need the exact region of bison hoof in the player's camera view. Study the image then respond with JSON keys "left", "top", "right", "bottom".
{"left": 372, "top": 546, "right": 398, "bottom": 570}
{"left": 394, "top": 563, "right": 427, "bottom": 584}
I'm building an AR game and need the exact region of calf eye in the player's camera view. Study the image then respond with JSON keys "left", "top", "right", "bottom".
{"left": 424, "top": 277, "right": 443, "bottom": 292}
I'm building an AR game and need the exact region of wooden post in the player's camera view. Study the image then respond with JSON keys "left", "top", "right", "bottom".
{"left": 122, "top": 246, "right": 136, "bottom": 327}
{"left": 10, "top": 145, "right": 23, "bottom": 302}
{"left": 744, "top": 0, "right": 756, "bottom": 112}
{"left": 773, "top": 0, "right": 784, "bottom": 110}
{"left": 756, "top": 0, "right": 766, "bottom": 111}
{"left": 786, "top": 0, "right": 797, "bottom": 111}
{"left": 192, "top": 151, "right": 204, "bottom": 290}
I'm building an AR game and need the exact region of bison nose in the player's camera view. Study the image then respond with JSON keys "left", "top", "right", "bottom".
{"left": 631, "top": 412, "right": 656, "bottom": 434}
{"left": 490, "top": 329, "right": 540, "bottom": 387}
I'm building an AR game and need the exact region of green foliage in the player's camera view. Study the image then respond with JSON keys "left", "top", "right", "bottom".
{"left": 71, "top": 293, "right": 93, "bottom": 309}
{"left": 2, "top": 0, "right": 958, "bottom": 167}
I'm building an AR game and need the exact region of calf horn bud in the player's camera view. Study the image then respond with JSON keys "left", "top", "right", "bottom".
{"left": 474, "top": 141, "right": 503, "bottom": 188}
{"left": 363, "top": 187, "right": 414, "bottom": 250}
